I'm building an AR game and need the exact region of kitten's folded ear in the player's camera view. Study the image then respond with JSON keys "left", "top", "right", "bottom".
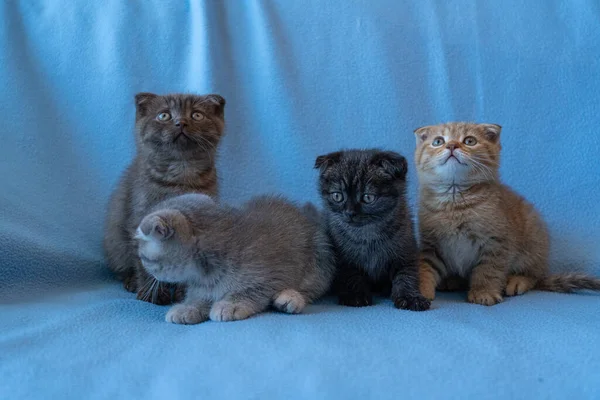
{"left": 373, "top": 151, "right": 408, "bottom": 180}
{"left": 205, "top": 94, "right": 226, "bottom": 106}
{"left": 134, "top": 92, "right": 158, "bottom": 115}
{"left": 139, "top": 215, "right": 174, "bottom": 241}
{"left": 314, "top": 151, "right": 342, "bottom": 172}
{"left": 481, "top": 123, "right": 502, "bottom": 143}
{"left": 414, "top": 126, "right": 432, "bottom": 142}
{"left": 202, "top": 94, "right": 226, "bottom": 118}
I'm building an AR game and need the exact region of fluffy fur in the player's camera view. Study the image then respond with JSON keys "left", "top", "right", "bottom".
{"left": 315, "top": 149, "right": 430, "bottom": 311}
{"left": 103, "top": 92, "right": 226, "bottom": 304}
{"left": 415, "top": 122, "right": 600, "bottom": 305}
{"left": 135, "top": 194, "right": 335, "bottom": 324}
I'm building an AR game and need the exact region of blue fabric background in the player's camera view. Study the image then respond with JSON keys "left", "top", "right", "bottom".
{"left": 1, "top": 1, "right": 599, "bottom": 399}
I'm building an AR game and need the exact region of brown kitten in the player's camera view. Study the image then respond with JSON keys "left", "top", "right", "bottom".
{"left": 414, "top": 122, "right": 600, "bottom": 306}
{"left": 104, "top": 92, "right": 225, "bottom": 304}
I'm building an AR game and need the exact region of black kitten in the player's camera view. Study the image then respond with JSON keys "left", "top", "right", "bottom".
{"left": 315, "top": 149, "right": 430, "bottom": 311}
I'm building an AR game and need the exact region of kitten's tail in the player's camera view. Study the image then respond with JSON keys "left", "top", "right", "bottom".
{"left": 536, "top": 273, "right": 600, "bottom": 293}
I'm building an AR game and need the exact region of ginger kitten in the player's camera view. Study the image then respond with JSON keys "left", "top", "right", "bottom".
{"left": 104, "top": 92, "right": 225, "bottom": 304}
{"left": 414, "top": 122, "right": 600, "bottom": 305}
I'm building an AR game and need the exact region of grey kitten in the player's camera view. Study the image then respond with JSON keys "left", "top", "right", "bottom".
{"left": 135, "top": 194, "right": 335, "bottom": 324}
{"left": 104, "top": 92, "right": 225, "bottom": 305}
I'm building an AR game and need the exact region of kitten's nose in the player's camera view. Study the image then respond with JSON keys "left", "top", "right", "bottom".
{"left": 343, "top": 211, "right": 356, "bottom": 220}
{"left": 446, "top": 143, "right": 459, "bottom": 151}
{"left": 175, "top": 120, "right": 188, "bottom": 128}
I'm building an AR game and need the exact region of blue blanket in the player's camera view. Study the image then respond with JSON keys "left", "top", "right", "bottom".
{"left": 1, "top": 1, "right": 599, "bottom": 398}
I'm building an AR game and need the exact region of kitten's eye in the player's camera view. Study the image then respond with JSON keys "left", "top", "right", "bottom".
{"left": 157, "top": 112, "right": 171, "bottom": 121}
{"left": 192, "top": 112, "right": 205, "bottom": 121}
{"left": 432, "top": 137, "right": 445, "bottom": 147}
{"left": 362, "top": 194, "right": 376, "bottom": 204}
{"left": 464, "top": 136, "right": 477, "bottom": 146}
{"left": 330, "top": 192, "right": 344, "bottom": 203}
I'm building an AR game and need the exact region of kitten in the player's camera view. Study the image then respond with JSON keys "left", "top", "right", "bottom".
{"left": 415, "top": 122, "right": 600, "bottom": 305}
{"left": 104, "top": 92, "right": 226, "bottom": 304}
{"left": 135, "top": 194, "right": 335, "bottom": 324}
{"left": 315, "top": 149, "right": 430, "bottom": 311}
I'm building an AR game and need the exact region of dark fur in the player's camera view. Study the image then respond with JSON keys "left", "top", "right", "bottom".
{"left": 315, "top": 149, "right": 430, "bottom": 311}
{"left": 103, "top": 92, "right": 225, "bottom": 304}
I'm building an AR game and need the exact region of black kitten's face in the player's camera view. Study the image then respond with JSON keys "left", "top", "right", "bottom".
{"left": 316, "top": 150, "right": 408, "bottom": 227}
{"left": 134, "top": 93, "right": 226, "bottom": 152}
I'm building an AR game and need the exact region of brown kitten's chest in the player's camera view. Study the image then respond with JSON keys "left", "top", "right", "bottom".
{"left": 146, "top": 158, "right": 218, "bottom": 194}
{"left": 126, "top": 159, "right": 218, "bottom": 232}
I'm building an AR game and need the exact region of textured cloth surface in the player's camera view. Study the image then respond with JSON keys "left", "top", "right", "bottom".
{"left": 1, "top": 1, "right": 600, "bottom": 399}
{"left": 3, "top": 287, "right": 600, "bottom": 399}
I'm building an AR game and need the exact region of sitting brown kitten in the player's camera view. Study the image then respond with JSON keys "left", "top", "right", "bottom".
{"left": 104, "top": 92, "right": 225, "bottom": 304}
{"left": 415, "top": 122, "right": 600, "bottom": 306}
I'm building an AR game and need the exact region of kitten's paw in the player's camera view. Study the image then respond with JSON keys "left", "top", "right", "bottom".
{"left": 338, "top": 292, "right": 373, "bottom": 307}
{"left": 136, "top": 281, "right": 172, "bottom": 305}
{"left": 273, "top": 289, "right": 306, "bottom": 314}
{"left": 123, "top": 274, "right": 138, "bottom": 293}
{"left": 419, "top": 283, "right": 436, "bottom": 301}
{"left": 505, "top": 275, "right": 535, "bottom": 296}
{"left": 138, "top": 215, "right": 173, "bottom": 241}
{"left": 165, "top": 304, "right": 208, "bottom": 325}
{"left": 393, "top": 295, "right": 431, "bottom": 311}
{"left": 468, "top": 289, "right": 503, "bottom": 306}
{"left": 419, "top": 275, "right": 437, "bottom": 301}
{"left": 210, "top": 301, "right": 257, "bottom": 322}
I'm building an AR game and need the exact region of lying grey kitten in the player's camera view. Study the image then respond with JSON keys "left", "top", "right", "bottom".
{"left": 135, "top": 194, "right": 335, "bottom": 324}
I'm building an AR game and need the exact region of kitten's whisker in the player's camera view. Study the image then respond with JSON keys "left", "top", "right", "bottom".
{"left": 469, "top": 158, "right": 499, "bottom": 178}
{"left": 148, "top": 280, "right": 158, "bottom": 303}
{"left": 193, "top": 134, "right": 217, "bottom": 153}
{"left": 151, "top": 280, "right": 159, "bottom": 304}
{"left": 141, "top": 286, "right": 150, "bottom": 302}
{"left": 468, "top": 157, "right": 495, "bottom": 182}
{"left": 140, "top": 277, "right": 158, "bottom": 302}
{"left": 138, "top": 276, "right": 153, "bottom": 295}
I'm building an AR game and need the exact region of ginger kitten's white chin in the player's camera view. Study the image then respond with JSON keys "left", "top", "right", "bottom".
{"left": 423, "top": 159, "right": 470, "bottom": 184}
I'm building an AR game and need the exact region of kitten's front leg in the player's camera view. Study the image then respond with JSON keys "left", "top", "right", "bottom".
{"left": 123, "top": 269, "right": 138, "bottom": 293}
{"left": 209, "top": 290, "right": 271, "bottom": 322}
{"left": 418, "top": 250, "right": 447, "bottom": 300}
{"left": 166, "top": 299, "right": 211, "bottom": 325}
{"left": 390, "top": 258, "right": 431, "bottom": 312}
{"left": 335, "top": 264, "right": 373, "bottom": 307}
{"left": 467, "top": 247, "right": 507, "bottom": 306}
{"left": 273, "top": 289, "right": 307, "bottom": 314}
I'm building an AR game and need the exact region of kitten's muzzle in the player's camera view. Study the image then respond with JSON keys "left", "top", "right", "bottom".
{"left": 446, "top": 143, "right": 459, "bottom": 151}
{"left": 173, "top": 131, "right": 192, "bottom": 143}
{"left": 343, "top": 210, "right": 357, "bottom": 222}
{"left": 442, "top": 150, "right": 467, "bottom": 166}
{"left": 343, "top": 211, "right": 369, "bottom": 226}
